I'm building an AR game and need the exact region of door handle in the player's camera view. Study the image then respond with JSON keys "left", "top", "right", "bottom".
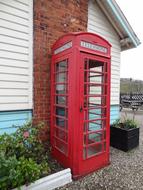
{"left": 80, "top": 106, "right": 83, "bottom": 112}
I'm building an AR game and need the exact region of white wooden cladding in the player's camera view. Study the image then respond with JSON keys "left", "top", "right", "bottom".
{"left": 88, "top": 0, "right": 121, "bottom": 105}
{"left": 0, "top": 0, "right": 33, "bottom": 111}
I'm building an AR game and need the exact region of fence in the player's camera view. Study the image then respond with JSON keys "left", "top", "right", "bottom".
{"left": 120, "top": 93, "right": 143, "bottom": 110}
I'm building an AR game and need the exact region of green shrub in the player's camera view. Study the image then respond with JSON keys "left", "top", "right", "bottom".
{"left": 0, "top": 154, "right": 41, "bottom": 190}
{"left": 112, "top": 119, "right": 120, "bottom": 128}
{"left": 0, "top": 122, "right": 50, "bottom": 189}
{"left": 123, "top": 119, "right": 138, "bottom": 129}
{"left": 112, "top": 118, "right": 138, "bottom": 130}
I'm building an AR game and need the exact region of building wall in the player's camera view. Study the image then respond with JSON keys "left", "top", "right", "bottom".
{"left": 33, "top": 0, "right": 88, "bottom": 132}
{"left": 88, "top": 0, "right": 121, "bottom": 123}
{"left": 0, "top": 0, "right": 33, "bottom": 132}
{"left": 0, "top": 110, "right": 32, "bottom": 135}
{"left": 0, "top": 0, "right": 121, "bottom": 134}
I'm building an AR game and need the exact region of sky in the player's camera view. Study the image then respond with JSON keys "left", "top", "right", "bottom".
{"left": 116, "top": 0, "right": 143, "bottom": 81}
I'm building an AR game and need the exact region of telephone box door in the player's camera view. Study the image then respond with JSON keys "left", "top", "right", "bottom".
{"left": 78, "top": 53, "right": 110, "bottom": 175}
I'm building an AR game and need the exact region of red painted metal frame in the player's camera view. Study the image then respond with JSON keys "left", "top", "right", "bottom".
{"left": 51, "top": 32, "right": 111, "bottom": 178}
{"left": 77, "top": 53, "right": 111, "bottom": 177}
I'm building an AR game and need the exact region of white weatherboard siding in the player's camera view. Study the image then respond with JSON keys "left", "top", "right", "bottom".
{"left": 0, "top": 0, "right": 33, "bottom": 111}
{"left": 88, "top": 0, "right": 121, "bottom": 105}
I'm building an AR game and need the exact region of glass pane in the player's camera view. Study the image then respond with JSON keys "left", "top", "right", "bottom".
{"left": 56, "top": 84, "right": 66, "bottom": 94}
{"left": 90, "top": 74, "right": 102, "bottom": 80}
{"left": 89, "top": 86, "right": 102, "bottom": 95}
{"left": 55, "top": 138, "right": 67, "bottom": 154}
{"left": 56, "top": 107, "right": 65, "bottom": 116}
{"left": 56, "top": 107, "right": 67, "bottom": 118}
{"left": 89, "top": 97, "right": 102, "bottom": 105}
{"left": 56, "top": 96, "right": 66, "bottom": 105}
{"left": 89, "top": 120, "right": 102, "bottom": 130}
{"left": 56, "top": 117, "right": 66, "bottom": 128}
{"left": 84, "top": 132, "right": 102, "bottom": 145}
{"left": 56, "top": 72, "right": 67, "bottom": 83}
{"left": 84, "top": 120, "right": 103, "bottom": 132}
{"left": 56, "top": 60, "right": 67, "bottom": 72}
{"left": 83, "top": 143, "right": 102, "bottom": 159}
{"left": 55, "top": 128, "right": 68, "bottom": 142}
{"left": 84, "top": 97, "right": 106, "bottom": 108}
{"left": 87, "top": 143, "right": 102, "bottom": 156}
{"left": 89, "top": 110, "right": 101, "bottom": 119}
{"left": 90, "top": 132, "right": 102, "bottom": 143}
{"left": 88, "top": 108, "right": 106, "bottom": 119}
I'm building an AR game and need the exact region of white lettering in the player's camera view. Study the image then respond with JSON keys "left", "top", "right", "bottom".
{"left": 80, "top": 41, "right": 107, "bottom": 53}
{"left": 54, "top": 41, "right": 72, "bottom": 55}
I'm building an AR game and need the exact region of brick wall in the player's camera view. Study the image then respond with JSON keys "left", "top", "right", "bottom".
{"left": 33, "top": 0, "right": 88, "bottom": 139}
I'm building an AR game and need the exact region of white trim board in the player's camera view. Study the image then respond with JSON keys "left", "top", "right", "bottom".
{"left": 13, "top": 168, "right": 72, "bottom": 190}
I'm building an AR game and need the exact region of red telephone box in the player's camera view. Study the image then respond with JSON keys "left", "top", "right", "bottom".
{"left": 51, "top": 32, "right": 111, "bottom": 178}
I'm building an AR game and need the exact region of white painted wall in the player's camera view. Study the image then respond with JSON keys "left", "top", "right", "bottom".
{"left": 88, "top": 0, "right": 121, "bottom": 105}
{"left": 0, "top": 0, "right": 33, "bottom": 111}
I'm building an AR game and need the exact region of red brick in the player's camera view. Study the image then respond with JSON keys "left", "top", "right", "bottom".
{"left": 33, "top": 0, "right": 88, "bottom": 140}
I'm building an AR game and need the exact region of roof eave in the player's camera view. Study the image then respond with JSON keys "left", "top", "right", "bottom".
{"left": 97, "top": 0, "right": 141, "bottom": 50}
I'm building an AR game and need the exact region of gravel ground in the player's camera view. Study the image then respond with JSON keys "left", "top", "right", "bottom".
{"left": 58, "top": 110, "right": 143, "bottom": 190}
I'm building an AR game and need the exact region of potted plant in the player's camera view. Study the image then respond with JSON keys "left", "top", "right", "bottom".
{"left": 110, "top": 118, "right": 139, "bottom": 152}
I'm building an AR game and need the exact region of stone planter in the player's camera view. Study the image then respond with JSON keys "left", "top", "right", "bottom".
{"left": 110, "top": 126, "right": 139, "bottom": 152}
{"left": 13, "top": 168, "right": 72, "bottom": 190}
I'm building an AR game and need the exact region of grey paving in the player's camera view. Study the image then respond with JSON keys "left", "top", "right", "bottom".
{"left": 58, "top": 110, "right": 143, "bottom": 190}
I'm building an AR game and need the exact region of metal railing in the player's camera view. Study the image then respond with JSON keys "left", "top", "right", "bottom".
{"left": 120, "top": 93, "right": 143, "bottom": 111}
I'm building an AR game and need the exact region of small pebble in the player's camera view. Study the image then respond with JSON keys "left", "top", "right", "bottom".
{"left": 57, "top": 112, "right": 143, "bottom": 190}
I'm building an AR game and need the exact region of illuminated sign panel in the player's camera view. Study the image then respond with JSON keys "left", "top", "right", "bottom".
{"left": 54, "top": 41, "right": 72, "bottom": 55}
{"left": 80, "top": 41, "right": 107, "bottom": 53}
